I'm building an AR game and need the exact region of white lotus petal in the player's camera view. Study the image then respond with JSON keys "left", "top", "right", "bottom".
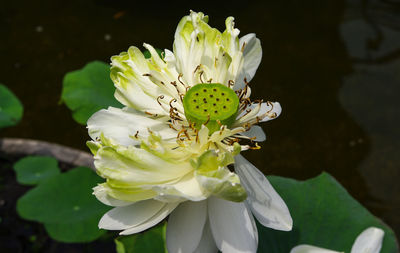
{"left": 236, "top": 102, "right": 282, "bottom": 124}
{"left": 241, "top": 34, "right": 262, "bottom": 81}
{"left": 240, "top": 125, "right": 266, "bottom": 142}
{"left": 152, "top": 172, "right": 208, "bottom": 202}
{"left": 234, "top": 33, "right": 262, "bottom": 90}
{"left": 95, "top": 182, "right": 157, "bottom": 203}
{"left": 95, "top": 145, "right": 192, "bottom": 185}
{"left": 120, "top": 202, "right": 179, "bottom": 235}
{"left": 258, "top": 102, "right": 282, "bottom": 122}
{"left": 208, "top": 197, "right": 258, "bottom": 253}
{"left": 87, "top": 107, "right": 176, "bottom": 146}
{"left": 166, "top": 201, "right": 207, "bottom": 253}
{"left": 93, "top": 185, "right": 133, "bottom": 207}
{"left": 290, "top": 245, "right": 342, "bottom": 253}
{"left": 164, "top": 49, "right": 176, "bottom": 63}
{"left": 350, "top": 227, "right": 384, "bottom": 253}
{"left": 234, "top": 154, "right": 292, "bottom": 231}
{"left": 194, "top": 219, "right": 218, "bottom": 253}
{"left": 99, "top": 200, "right": 165, "bottom": 230}
{"left": 111, "top": 45, "right": 179, "bottom": 113}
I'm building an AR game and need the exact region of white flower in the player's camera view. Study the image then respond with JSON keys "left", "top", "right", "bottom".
{"left": 87, "top": 11, "right": 292, "bottom": 253}
{"left": 290, "top": 227, "right": 385, "bottom": 253}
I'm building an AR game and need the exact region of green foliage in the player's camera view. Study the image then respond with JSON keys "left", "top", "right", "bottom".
{"left": 61, "top": 61, "right": 121, "bottom": 125}
{"left": 258, "top": 173, "right": 398, "bottom": 253}
{"left": 17, "top": 166, "right": 111, "bottom": 243}
{"left": 115, "top": 223, "right": 167, "bottom": 253}
{"left": 0, "top": 83, "right": 23, "bottom": 129}
{"left": 13, "top": 156, "right": 60, "bottom": 185}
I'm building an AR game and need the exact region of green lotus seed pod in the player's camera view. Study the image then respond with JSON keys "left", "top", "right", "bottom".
{"left": 183, "top": 83, "right": 239, "bottom": 134}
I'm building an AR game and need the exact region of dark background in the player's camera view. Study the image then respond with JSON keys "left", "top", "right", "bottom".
{"left": 1, "top": 0, "right": 399, "bottom": 240}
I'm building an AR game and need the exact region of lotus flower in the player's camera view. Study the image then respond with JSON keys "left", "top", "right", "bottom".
{"left": 87, "top": 11, "right": 292, "bottom": 253}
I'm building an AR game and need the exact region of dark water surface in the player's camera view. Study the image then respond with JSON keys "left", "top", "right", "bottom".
{"left": 1, "top": 0, "right": 399, "bottom": 242}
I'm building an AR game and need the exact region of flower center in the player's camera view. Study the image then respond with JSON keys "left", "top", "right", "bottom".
{"left": 183, "top": 83, "right": 239, "bottom": 133}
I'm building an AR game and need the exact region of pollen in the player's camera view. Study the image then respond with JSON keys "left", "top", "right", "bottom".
{"left": 183, "top": 83, "right": 239, "bottom": 133}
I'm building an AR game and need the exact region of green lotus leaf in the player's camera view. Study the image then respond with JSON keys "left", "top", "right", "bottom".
{"left": 258, "top": 172, "right": 398, "bottom": 253}
{"left": 17, "top": 167, "right": 111, "bottom": 242}
{"left": 0, "top": 84, "right": 23, "bottom": 129}
{"left": 13, "top": 156, "right": 60, "bottom": 185}
{"left": 43, "top": 215, "right": 106, "bottom": 243}
{"left": 61, "top": 61, "right": 122, "bottom": 125}
{"left": 115, "top": 223, "right": 167, "bottom": 253}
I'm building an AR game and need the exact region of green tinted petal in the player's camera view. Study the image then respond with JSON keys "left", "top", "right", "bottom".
{"left": 95, "top": 183, "right": 157, "bottom": 202}
{"left": 222, "top": 17, "right": 240, "bottom": 56}
{"left": 196, "top": 167, "right": 246, "bottom": 202}
{"left": 193, "top": 150, "right": 246, "bottom": 202}
{"left": 94, "top": 146, "right": 190, "bottom": 186}
{"left": 87, "top": 141, "right": 101, "bottom": 155}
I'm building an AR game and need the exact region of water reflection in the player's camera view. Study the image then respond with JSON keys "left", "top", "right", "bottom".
{"left": 244, "top": 0, "right": 372, "bottom": 210}
{"left": 0, "top": 0, "right": 398, "bottom": 238}
{"left": 340, "top": 0, "right": 400, "bottom": 237}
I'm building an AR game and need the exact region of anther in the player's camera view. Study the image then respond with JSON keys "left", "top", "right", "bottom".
{"left": 241, "top": 42, "right": 246, "bottom": 52}
{"left": 157, "top": 95, "right": 164, "bottom": 105}
{"left": 204, "top": 115, "right": 211, "bottom": 125}
{"left": 178, "top": 73, "right": 186, "bottom": 86}
{"left": 199, "top": 71, "right": 205, "bottom": 83}
{"left": 267, "top": 101, "right": 274, "bottom": 113}
{"left": 194, "top": 65, "right": 200, "bottom": 74}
